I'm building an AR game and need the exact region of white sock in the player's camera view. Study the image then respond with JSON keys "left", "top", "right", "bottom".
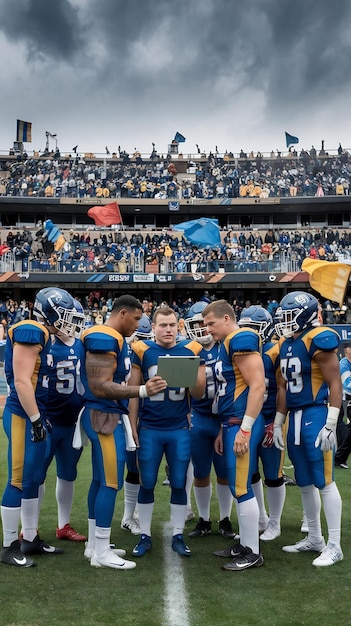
{"left": 138, "top": 502, "right": 154, "bottom": 536}
{"left": 170, "top": 503, "right": 186, "bottom": 535}
{"left": 300, "top": 485, "right": 323, "bottom": 543}
{"left": 252, "top": 479, "right": 267, "bottom": 522}
{"left": 216, "top": 483, "right": 233, "bottom": 521}
{"left": 320, "top": 482, "right": 342, "bottom": 547}
{"left": 95, "top": 526, "right": 111, "bottom": 557}
{"left": 266, "top": 484, "right": 286, "bottom": 525}
{"left": 56, "top": 478, "right": 74, "bottom": 529}
{"left": 193, "top": 485, "right": 212, "bottom": 521}
{"left": 185, "top": 463, "right": 194, "bottom": 509}
{"left": 21, "top": 498, "right": 39, "bottom": 542}
{"left": 86, "top": 518, "right": 96, "bottom": 550}
{"left": 237, "top": 497, "right": 260, "bottom": 554}
{"left": 1, "top": 506, "right": 21, "bottom": 547}
{"left": 38, "top": 483, "right": 45, "bottom": 518}
{"left": 123, "top": 481, "right": 140, "bottom": 520}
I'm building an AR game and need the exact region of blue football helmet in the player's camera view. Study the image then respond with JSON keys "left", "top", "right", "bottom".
{"left": 134, "top": 313, "right": 154, "bottom": 341}
{"left": 238, "top": 306, "right": 274, "bottom": 343}
{"left": 274, "top": 291, "right": 319, "bottom": 338}
{"left": 33, "top": 288, "right": 86, "bottom": 338}
{"left": 184, "top": 301, "right": 212, "bottom": 345}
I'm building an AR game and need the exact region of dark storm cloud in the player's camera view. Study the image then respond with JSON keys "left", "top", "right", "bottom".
{"left": 0, "top": 0, "right": 83, "bottom": 60}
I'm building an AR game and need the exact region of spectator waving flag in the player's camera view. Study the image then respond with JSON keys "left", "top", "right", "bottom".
{"left": 285, "top": 132, "right": 299, "bottom": 148}
{"left": 302, "top": 258, "right": 351, "bottom": 306}
{"left": 87, "top": 201, "right": 122, "bottom": 226}
{"left": 16, "top": 119, "right": 32, "bottom": 142}
{"left": 174, "top": 132, "right": 186, "bottom": 143}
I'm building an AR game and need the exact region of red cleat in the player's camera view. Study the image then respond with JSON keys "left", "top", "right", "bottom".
{"left": 56, "top": 524, "right": 86, "bottom": 542}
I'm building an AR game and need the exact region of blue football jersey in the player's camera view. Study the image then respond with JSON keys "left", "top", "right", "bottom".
{"left": 46, "top": 336, "right": 85, "bottom": 425}
{"left": 340, "top": 356, "right": 351, "bottom": 396}
{"left": 4, "top": 320, "right": 51, "bottom": 417}
{"left": 213, "top": 327, "right": 261, "bottom": 424}
{"left": 131, "top": 338, "right": 203, "bottom": 430}
{"left": 262, "top": 340, "right": 280, "bottom": 420}
{"left": 191, "top": 342, "right": 220, "bottom": 417}
{"left": 279, "top": 326, "right": 339, "bottom": 410}
{"left": 81, "top": 326, "right": 131, "bottom": 414}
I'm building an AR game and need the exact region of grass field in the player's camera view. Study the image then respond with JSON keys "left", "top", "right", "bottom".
{"left": 0, "top": 428, "right": 350, "bottom": 626}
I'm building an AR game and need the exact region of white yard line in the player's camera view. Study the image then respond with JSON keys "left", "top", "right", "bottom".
{"left": 162, "top": 521, "right": 191, "bottom": 626}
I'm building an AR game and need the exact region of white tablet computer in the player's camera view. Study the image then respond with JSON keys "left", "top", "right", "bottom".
{"left": 157, "top": 355, "right": 200, "bottom": 388}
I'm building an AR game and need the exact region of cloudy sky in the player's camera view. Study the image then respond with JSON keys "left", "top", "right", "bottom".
{"left": 0, "top": 0, "right": 350, "bottom": 157}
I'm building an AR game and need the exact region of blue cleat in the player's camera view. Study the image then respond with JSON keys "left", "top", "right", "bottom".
{"left": 172, "top": 534, "right": 191, "bottom": 557}
{"left": 132, "top": 534, "right": 152, "bottom": 557}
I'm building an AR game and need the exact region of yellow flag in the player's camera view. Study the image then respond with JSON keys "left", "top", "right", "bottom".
{"left": 301, "top": 258, "right": 351, "bottom": 306}
{"left": 54, "top": 233, "right": 66, "bottom": 252}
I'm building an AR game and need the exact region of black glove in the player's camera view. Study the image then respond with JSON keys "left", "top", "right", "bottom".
{"left": 31, "top": 417, "right": 47, "bottom": 443}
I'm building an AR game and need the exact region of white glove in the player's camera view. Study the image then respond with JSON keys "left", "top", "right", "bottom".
{"left": 314, "top": 406, "right": 339, "bottom": 452}
{"left": 273, "top": 425, "right": 285, "bottom": 451}
{"left": 314, "top": 426, "right": 335, "bottom": 452}
{"left": 273, "top": 411, "right": 286, "bottom": 451}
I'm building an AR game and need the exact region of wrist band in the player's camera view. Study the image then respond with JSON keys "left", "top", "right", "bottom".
{"left": 241, "top": 414, "right": 255, "bottom": 432}
{"left": 240, "top": 429, "right": 250, "bottom": 437}
{"left": 139, "top": 385, "right": 148, "bottom": 398}
{"left": 29, "top": 412, "right": 40, "bottom": 423}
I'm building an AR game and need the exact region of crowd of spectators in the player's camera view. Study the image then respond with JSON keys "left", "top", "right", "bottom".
{"left": 2, "top": 226, "right": 351, "bottom": 276}
{"left": 1, "top": 142, "right": 351, "bottom": 200}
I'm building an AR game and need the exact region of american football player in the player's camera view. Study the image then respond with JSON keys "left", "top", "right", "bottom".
{"left": 0, "top": 287, "right": 82, "bottom": 567}
{"left": 128, "top": 306, "right": 206, "bottom": 558}
{"left": 184, "top": 302, "right": 235, "bottom": 541}
{"left": 238, "top": 305, "right": 285, "bottom": 541}
{"left": 38, "top": 297, "right": 87, "bottom": 542}
{"left": 80, "top": 294, "right": 166, "bottom": 570}
{"left": 273, "top": 291, "right": 343, "bottom": 566}
{"left": 203, "top": 299, "right": 266, "bottom": 571}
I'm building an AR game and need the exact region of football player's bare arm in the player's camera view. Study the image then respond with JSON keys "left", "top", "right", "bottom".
{"left": 315, "top": 350, "right": 342, "bottom": 410}
{"left": 13, "top": 343, "right": 41, "bottom": 418}
{"left": 275, "top": 367, "right": 287, "bottom": 415}
{"left": 86, "top": 352, "right": 167, "bottom": 399}
{"left": 127, "top": 366, "right": 141, "bottom": 445}
{"left": 189, "top": 364, "right": 206, "bottom": 399}
{"left": 233, "top": 353, "right": 265, "bottom": 456}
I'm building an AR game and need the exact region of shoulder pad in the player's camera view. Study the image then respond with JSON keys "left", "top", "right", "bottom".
{"left": 231, "top": 328, "right": 260, "bottom": 353}
{"left": 311, "top": 327, "right": 339, "bottom": 351}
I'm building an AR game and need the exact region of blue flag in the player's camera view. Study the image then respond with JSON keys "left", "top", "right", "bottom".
{"left": 285, "top": 132, "right": 299, "bottom": 147}
{"left": 174, "top": 132, "right": 186, "bottom": 143}
{"left": 16, "top": 119, "right": 32, "bottom": 142}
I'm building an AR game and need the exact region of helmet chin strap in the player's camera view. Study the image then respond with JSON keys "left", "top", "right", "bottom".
{"left": 55, "top": 330, "right": 75, "bottom": 345}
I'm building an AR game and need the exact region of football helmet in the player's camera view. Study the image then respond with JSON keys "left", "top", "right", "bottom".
{"left": 184, "top": 301, "right": 212, "bottom": 345}
{"left": 274, "top": 291, "right": 319, "bottom": 338}
{"left": 238, "top": 306, "right": 274, "bottom": 343}
{"left": 134, "top": 314, "right": 154, "bottom": 341}
{"left": 33, "top": 288, "right": 86, "bottom": 338}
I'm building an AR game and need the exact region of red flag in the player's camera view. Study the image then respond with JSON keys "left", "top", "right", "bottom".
{"left": 87, "top": 201, "right": 122, "bottom": 226}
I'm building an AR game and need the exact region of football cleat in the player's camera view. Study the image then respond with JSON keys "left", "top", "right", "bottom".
{"left": 218, "top": 517, "right": 236, "bottom": 539}
{"left": 213, "top": 542, "right": 246, "bottom": 558}
{"left": 172, "top": 534, "right": 191, "bottom": 557}
{"left": 84, "top": 542, "right": 126, "bottom": 560}
{"left": 90, "top": 549, "right": 136, "bottom": 570}
{"left": 121, "top": 517, "right": 140, "bottom": 535}
{"left": 188, "top": 517, "right": 212, "bottom": 538}
{"left": 1, "top": 540, "right": 36, "bottom": 567}
{"left": 221, "top": 546, "right": 264, "bottom": 571}
{"left": 132, "top": 534, "right": 152, "bottom": 557}
{"left": 312, "top": 543, "right": 343, "bottom": 567}
{"left": 56, "top": 524, "right": 87, "bottom": 542}
{"left": 260, "top": 520, "right": 281, "bottom": 541}
{"left": 20, "top": 534, "right": 64, "bottom": 555}
{"left": 282, "top": 536, "right": 326, "bottom": 553}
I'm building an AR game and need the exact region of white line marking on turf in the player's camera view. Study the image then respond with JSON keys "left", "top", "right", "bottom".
{"left": 162, "top": 521, "right": 190, "bottom": 626}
